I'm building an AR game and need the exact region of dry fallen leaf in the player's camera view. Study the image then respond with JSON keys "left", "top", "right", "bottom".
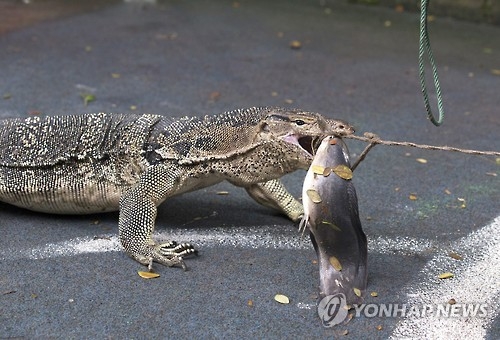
{"left": 353, "top": 288, "right": 361, "bottom": 297}
{"left": 247, "top": 299, "right": 253, "bottom": 307}
{"left": 138, "top": 271, "right": 160, "bottom": 279}
{"left": 332, "top": 165, "right": 353, "bottom": 180}
{"left": 376, "top": 325, "right": 383, "bottom": 331}
{"left": 409, "top": 193, "right": 418, "bottom": 200}
{"left": 321, "top": 220, "right": 342, "bottom": 232}
{"left": 329, "top": 256, "right": 342, "bottom": 271}
{"left": 491, "top": 69, "right": 500, "bottom": 76}
{"left": 457, "top": 197, "right": 466, "bottom": 209}
{"left": 209, "top": 91, "right": 221, "bottom": 101}
{"left": 438, "top": 272, "right": 454, "bottom": 279}
{"left": 306, "top": 189, "right": 322, "bottom": 203}
{"left": 311, "top": 165, "right": 325, "bottom": 175}
{"left": 370, "top": 291, "right": 378, "bottom": 297}
{"left": 216, "top": 191, "right": 229, "bottom": 195}
{"left": 289, "top": 40, "right": 302, "bottom": 49}
{"left": 274, "top": 294, "right": 290, "bottom": 304}
{"left": 416, "top": 158, "right": 427, "bottom": 164}
{"left": 448, "top": 298, "right": 457, "bottom": 305}
{"left": 448, "top": 252, "right": 463, "bottom": 260}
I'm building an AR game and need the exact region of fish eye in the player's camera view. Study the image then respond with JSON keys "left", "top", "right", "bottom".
{"left": 294, "top": 119, "right": 306, "bottom": 126}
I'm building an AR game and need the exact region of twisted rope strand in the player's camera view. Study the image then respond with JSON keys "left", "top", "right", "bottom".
{"left": 419, "top": 0, "right": 445, "bottom": 126}
{"left": 344, "top": 134, "right": 500, "bottom": 157}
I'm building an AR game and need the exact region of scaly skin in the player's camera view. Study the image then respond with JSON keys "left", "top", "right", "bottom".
{"left": 0, "top": 107, "right": 354, "bottom": 269}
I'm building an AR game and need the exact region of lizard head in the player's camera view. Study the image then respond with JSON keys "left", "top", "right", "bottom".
{"left": 257, "top": 108, "right": 354, "bottom": 168}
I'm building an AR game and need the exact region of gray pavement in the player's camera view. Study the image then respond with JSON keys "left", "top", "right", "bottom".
{"left": 0, "top": 1, "right": 499, "bottom": 338}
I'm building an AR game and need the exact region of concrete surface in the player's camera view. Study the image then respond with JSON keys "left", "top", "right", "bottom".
{"left": 0, "top": 0, "right": 498, "bottom": 338}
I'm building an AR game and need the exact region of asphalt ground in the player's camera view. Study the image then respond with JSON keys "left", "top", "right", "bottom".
{"left": 0, "top": 0, "right": 499, "bottom": 338}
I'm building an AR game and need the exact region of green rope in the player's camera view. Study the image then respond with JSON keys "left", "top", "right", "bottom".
{"left": 419, "top": 0, "right": 445, "bottom": 126}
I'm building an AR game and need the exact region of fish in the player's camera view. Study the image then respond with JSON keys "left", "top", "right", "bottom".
{"left": 300, "top": 136, "right": 367, "bottom": 305}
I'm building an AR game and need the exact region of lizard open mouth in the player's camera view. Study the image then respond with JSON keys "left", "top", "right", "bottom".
{"left": 283, "top": 134, "right": 323, "bottom": 158}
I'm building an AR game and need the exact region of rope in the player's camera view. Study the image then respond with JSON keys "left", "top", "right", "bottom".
{"left": 419, "top": 0, "right": 445, "bottom": 126}
{"left": 344, "top": 133, "right": 500, "bottom": 160}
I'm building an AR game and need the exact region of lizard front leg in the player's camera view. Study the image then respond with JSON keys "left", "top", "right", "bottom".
{"left": 245, "top": 179, "right": 304, "bottom": 222}
{"left": 118, "top": 165, "right": 196, "bottom": 270}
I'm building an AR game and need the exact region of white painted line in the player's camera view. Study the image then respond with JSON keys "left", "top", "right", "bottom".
{"left": 390, "top": 215, "right": 500, "bottom": 339}
{"left": 0, "top": 225, "right": 439, "bottom": 261}
{"left": 1, "top": 216, "right": 498, "bottom": 338}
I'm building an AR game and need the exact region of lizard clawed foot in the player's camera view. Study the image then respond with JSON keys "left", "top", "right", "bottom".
{"left": 158, "top": 241, "right": 198, "bottom": 258}
{"left": 126, "top": 242, "right": 198, "bottom": 271}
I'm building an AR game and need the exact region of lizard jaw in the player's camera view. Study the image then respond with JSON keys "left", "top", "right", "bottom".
{"left": 282, "top": 134, "right": 323, "bottom": 159}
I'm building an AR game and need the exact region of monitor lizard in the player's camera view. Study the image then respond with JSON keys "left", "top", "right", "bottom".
{"left": 0, "top": 107, "right": 354, "bottom": 270}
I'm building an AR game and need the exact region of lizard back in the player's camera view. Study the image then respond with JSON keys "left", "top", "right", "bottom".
{"left": 0, "top": 113, "right": 161, "bottom": 213}
{"left": 148, "top": 107, "right": 266, "bottom": 163}
{"left": 0, "top": 113, "right": 160, "bottom": 167}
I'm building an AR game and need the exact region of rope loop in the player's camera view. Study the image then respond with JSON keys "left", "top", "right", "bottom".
{"left": 419, "top": 0, "right": 445, "bottom": 126}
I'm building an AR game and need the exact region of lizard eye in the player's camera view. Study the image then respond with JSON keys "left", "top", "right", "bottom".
{"left": 294, "top": 119, "right": 306, "bottom": 126}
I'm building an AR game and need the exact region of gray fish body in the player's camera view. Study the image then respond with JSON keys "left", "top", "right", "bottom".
{"left": 301, "top": 136, "right": 367, "bottom": 305}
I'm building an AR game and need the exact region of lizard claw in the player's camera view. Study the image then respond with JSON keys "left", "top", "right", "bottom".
{"left": 158, "top": 242, "right": 198, "bottom": 258}
{"left": 124, "top": 243, "right": 195, "bottom": 270}
{"left": 146, "top": 242, "right": 197, "bottom": 271}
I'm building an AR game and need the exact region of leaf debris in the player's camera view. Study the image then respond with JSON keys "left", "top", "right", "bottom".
{"left": 448, "top": 252, "right": 463, "bottom": 260}
{"left": 329, "top": 256, "right": 342, "bottom": 271}
{"left": 289, "top": 40, "right": 302, "bottom": 49}
{"left": 311, "top": 165, "right": 325, "bottom": 175}
{"left": 138, "top": 271, "right": 160, "bottom": 279}
{"left": 438, "top": 272, "right": 454, "bottom": 279}
{"left": 332, "top": 165, "right": 353, "bottom": 180}
{"left": 80, "top": 93, "right": 95, "bottom": 106}
{"left": 274, "top": 294, "right": 290, "bottom": 304}
{"left": 321, "top": 220, "right": 342, "bottom": 232}
{"left": 306, "top": 189, "right": 322, "bottom": 203}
